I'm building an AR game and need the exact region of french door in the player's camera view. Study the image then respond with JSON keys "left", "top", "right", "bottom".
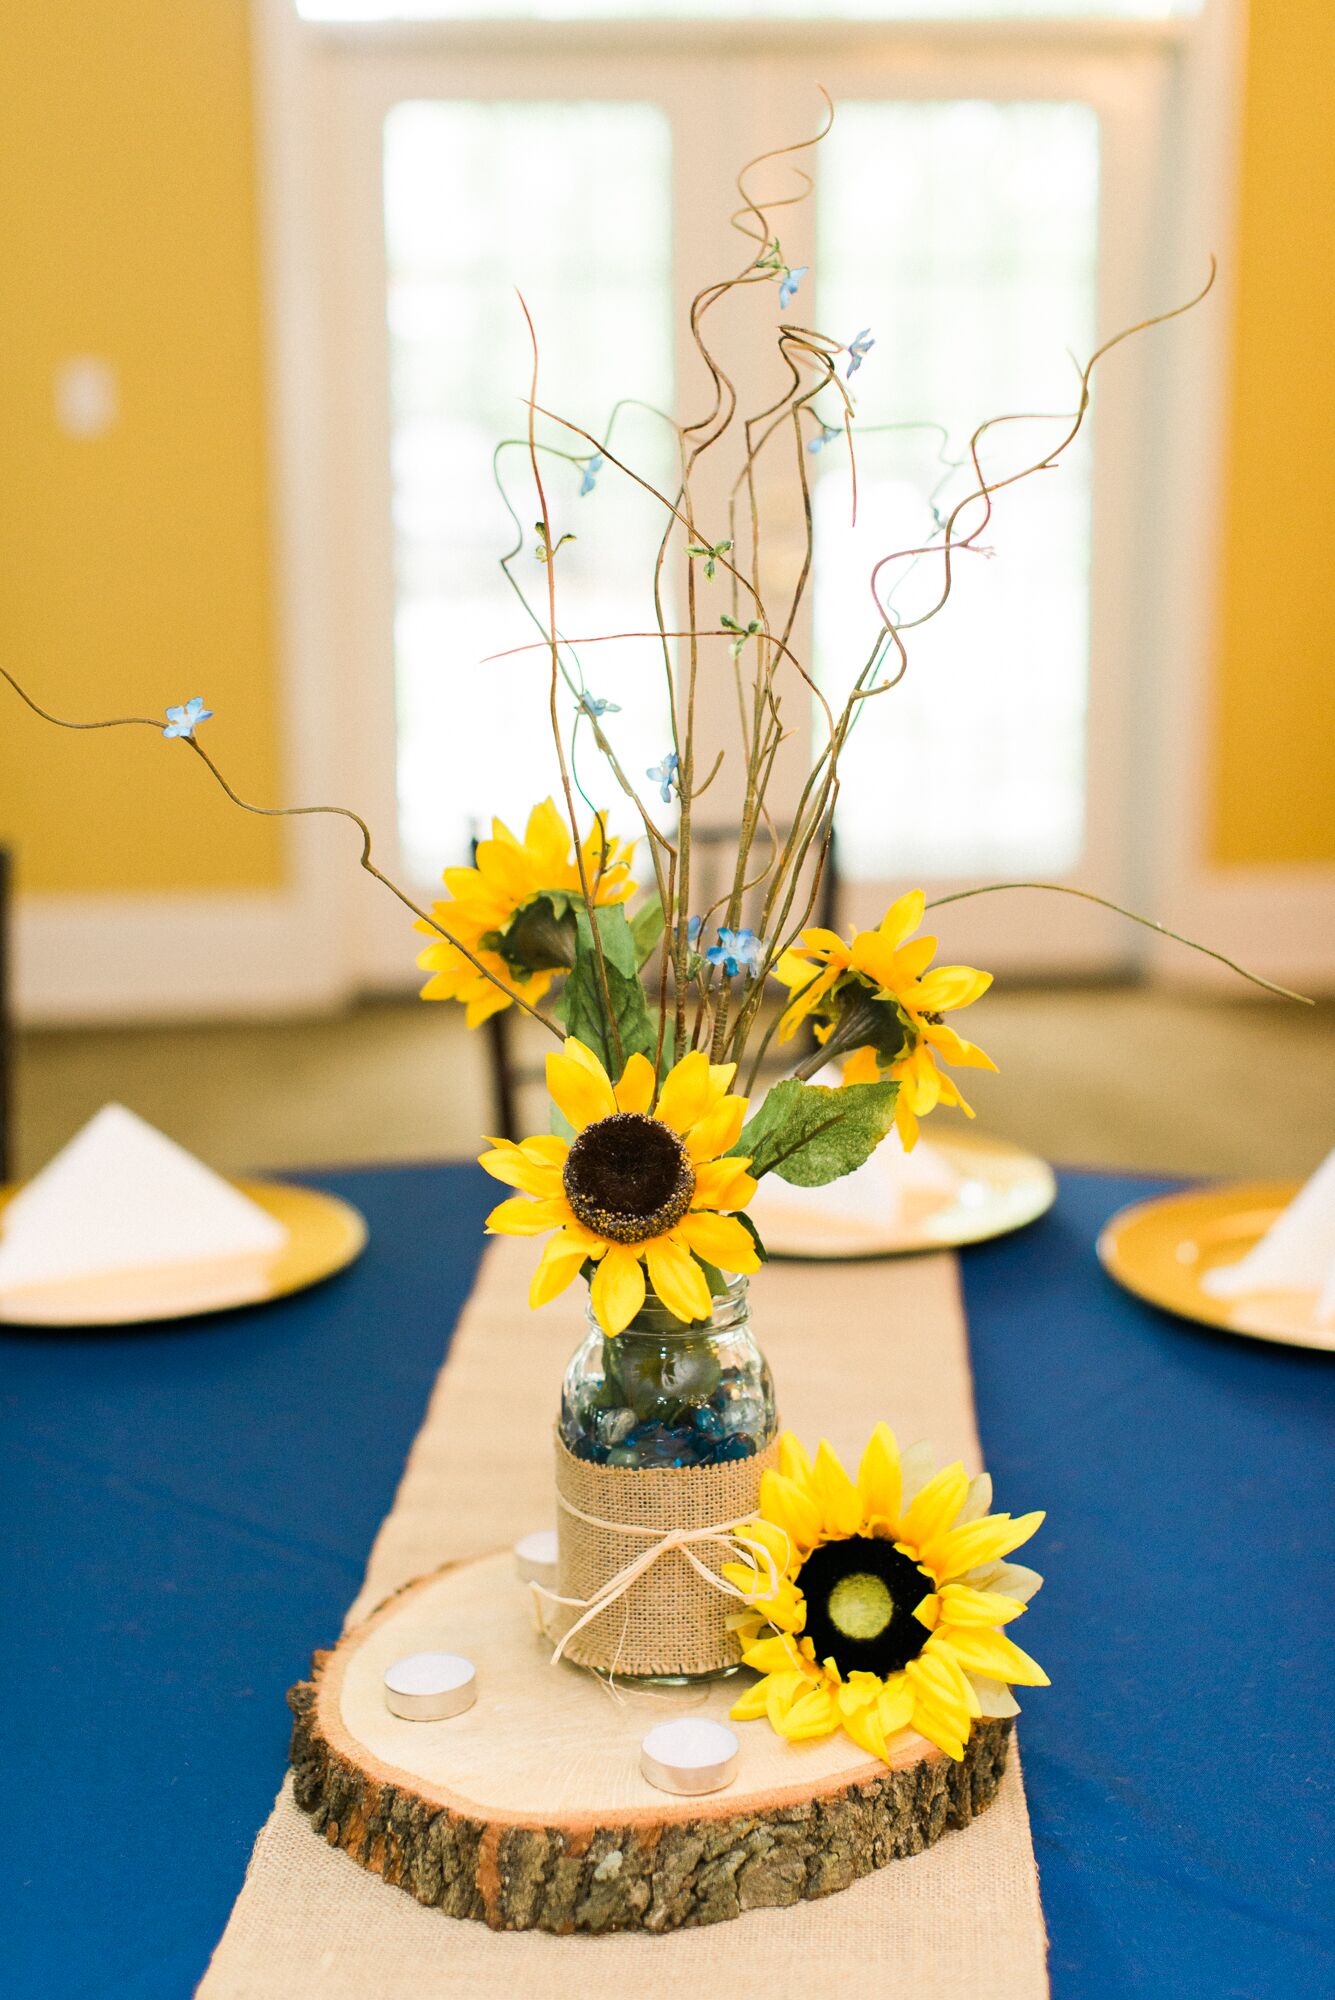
{"left": 308, "top": 18, "right": 1181, "bottom": 981}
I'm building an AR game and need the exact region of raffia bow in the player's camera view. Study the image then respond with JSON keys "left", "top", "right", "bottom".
{"left": 534, "top": 1490, "right": 788, "bottom": 1666}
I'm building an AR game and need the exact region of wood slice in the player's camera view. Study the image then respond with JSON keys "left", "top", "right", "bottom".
{"left": 289, "top": 1551, "right": 1012, "bottom": 1935}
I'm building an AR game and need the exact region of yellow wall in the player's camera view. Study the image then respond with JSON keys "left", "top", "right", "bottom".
{"left": 1211, "top": 0, "right": 1335, "bottom": 864}
{"left": 1, "top": 2, "right": 1329, "bottom": 895}
{"left": 0, "top": 1, "right": 282, "bottom": 893}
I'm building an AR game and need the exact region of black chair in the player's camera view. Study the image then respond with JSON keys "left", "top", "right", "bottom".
{"left": 0, "top": 847, "right": 12, "bottom": 1182}
{"left": 483, "top": 824, "right": 839, "bottom": 1141}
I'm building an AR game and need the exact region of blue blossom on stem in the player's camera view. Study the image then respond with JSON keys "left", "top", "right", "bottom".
{"left": 647, "top": 750, "right": 679, "bottom": 803}
{"left": 578, "top": 453, "right": 604, "bottom": 497}
{"left": 778, "top": 264, "right": 809, "bottom": 311}
{"left": 162, "top": 697, "right": 213, "bottom": 740}
{"left": 686, "top": 915, "right": 702, "bottom": 948}
{"left": 808, "top": 422, "right": 841, "bottom": 455}
{"left": 845, "top": 328, "right": 875, "bottom": 379}
{"left": 706, "top": 927, "right": 765, "bottom": 978}
{"left": 579, "top": 692, "right": 620, "bottom": 719}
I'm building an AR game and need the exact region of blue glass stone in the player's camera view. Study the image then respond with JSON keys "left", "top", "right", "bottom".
{"left": 573, "top": 1437, "right": 609, "bottom": 1463}
{"left": 692, "top": 1407, "right": 725, "bottom": 1440}
{"left": 718, "top": 1434, "right": 756, "bottom": 1461}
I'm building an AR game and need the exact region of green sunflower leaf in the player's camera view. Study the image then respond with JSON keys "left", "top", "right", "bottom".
{"left": 557, "top": 904, "right": 657, "bottom": 1074}
{"left": 629, "top": 892, "right": 665, "bottom": 970}
{"left": 733, "top": 1077, "right": 899, "bottom": 1186}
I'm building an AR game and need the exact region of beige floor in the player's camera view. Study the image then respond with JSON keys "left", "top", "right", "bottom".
{"left": 11, "top": 983, "right": 1334, "bottom": 1184}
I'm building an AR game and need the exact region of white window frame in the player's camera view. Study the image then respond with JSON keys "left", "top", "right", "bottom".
{"left": 204, "top": 0, "right": 1314, "bottom": 1025}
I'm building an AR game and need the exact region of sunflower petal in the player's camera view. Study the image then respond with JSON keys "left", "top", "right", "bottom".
{"left": 729, "top": 1677, "right": 773, "bottom": 1722}
{"left": 644, "top": 1236, "right": 712, "bottom": 1325}
{"left": 684, "top": 1096, "right": 747, "bottom": 1163}
{"left": 546, "top": 1043, "right": 616, "bottom": 1131}
{"left": 966, "top": 1674, "right": 1021, "bottom": 1719}
{"left": 614, "top": 1051, "right": 656, "bottom": 1114}
{"left": 690, "top": 1157, "right": 758, "bottom": 1210}
{"left": 936, "top": 1624, "right": 1049, "bottom": 1688}
{"left": 937, "top": 1583, "right": 1026, "bottom": 1627}
{"left": 759, "top": 1468, "right": 823, "bottom": 1551}
{"left": 964, "top": 1560, "right": 1044, "bottom": 1603}
{"left": 529, "top": 1230, "right": 597, "bottom": 1308}
{"left": 857, "top": 1422, "right": 902, "bottom": 1524}
{"left": 877, "top": 889, "right": 926, "bottom": 950}
{"left": 675, "top": 1211, "right": 761, "bottom": 1273}
{"left": 841, "top": 1699, "right": 888, "bottom": 1762}
{"left": 930, "top": 1510, "right": 1045, "bottom": 1581}
{"left": 590, "top": 1244, "right": 647, "bottom": 1335}
{"left": 477, "top": 1141, "right": 564, "bottom": 1196}
{"left": 485, "top": 1195, "right": 568, "bottom": 1237}
{"left": 811, "top": 1440, "right": 863, "bottom": 1536}
{"left": 655, "top": 1049, "right": 716, "bottom": 1132}
{"left": 898, "top": 1461, "right": 970, "bottom": 1553}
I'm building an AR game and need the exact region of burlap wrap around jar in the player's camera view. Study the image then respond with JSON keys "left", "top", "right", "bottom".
{"left": 548, "top": 1430, "right": 781, "bottom": 1677}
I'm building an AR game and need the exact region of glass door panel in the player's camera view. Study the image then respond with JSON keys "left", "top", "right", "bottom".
{"left": 813, "top": 100, "right": 1101, "bottom": 884}
{"left": 382, "top": 99, "right": 675, "bottom": 879}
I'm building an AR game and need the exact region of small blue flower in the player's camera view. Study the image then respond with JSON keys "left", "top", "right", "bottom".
{"left": 579, "top": 691, "right": 620, "bottom": 719}
{"left": 579, "top": 453, "right": 604, "bottom": 497}
{"left": 845, "top": 328, "right": 875, "bottom": 380}
{"left": 778, "top": 264, "right": 809, "bottom": 311}
{"left": 687, "top": 915, "right": 702, "bottom": 948}
{"left": 646, "top": 751, "right": 679, "bottom": 804}
{"left": 808, "top": 422, "right": 841, "bottom": 455}
{"left": 162, "top": 696, "right": 213, "bottom": 740}
{"left": 706, "top": 927, "right": 765, "bottom": 979}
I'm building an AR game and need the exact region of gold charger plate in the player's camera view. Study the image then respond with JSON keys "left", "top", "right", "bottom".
{"left": 748, "top": 1132, "right": 1057, "bottom": 1260}
{"left": 1097, "top": 1179, "right": 1334, "bottom": 1352}
{"left": 0, "top": 1177, "right": 368, "bottom": 1329}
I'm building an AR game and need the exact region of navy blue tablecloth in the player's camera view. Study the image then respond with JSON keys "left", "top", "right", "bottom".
{"left": 2, "top": 1165, "right": 1331, "bottom": 1999}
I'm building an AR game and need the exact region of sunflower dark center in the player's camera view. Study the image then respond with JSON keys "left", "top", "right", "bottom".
{"left": 563, "top": 1112, "right": 695, "bottom": 1245}
{"left": 797, "top": 1534, "right": 933, "bottom": 1678}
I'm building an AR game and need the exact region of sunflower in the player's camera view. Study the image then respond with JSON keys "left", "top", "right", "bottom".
{"left": 774, "top": 889, "right": 996, "bottom": 1150}
{"left": 724, "top": 1424, "right": 1046, "bottom": 1763}
{"left": 479, "top": 1037, "right": 763, "bottom": 1334}
{"left": 417, "top": 799, "right": 635, "bottom": 1027}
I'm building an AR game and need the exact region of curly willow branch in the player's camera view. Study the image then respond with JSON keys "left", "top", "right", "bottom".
{"left": 924, "top": 883, "right": 1311, "bottom": 1004}
{"left": 0, "top": 665, "right": 566, "bottom": 1038}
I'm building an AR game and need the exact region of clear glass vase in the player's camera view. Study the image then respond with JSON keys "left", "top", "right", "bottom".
{"left": 559, "top": 1275, "right": 776, "bottom": 1469}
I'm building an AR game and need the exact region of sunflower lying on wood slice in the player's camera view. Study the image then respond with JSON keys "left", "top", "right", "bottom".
{"left": 724, "top": 1423, "right": 1047, "bottom": 1763}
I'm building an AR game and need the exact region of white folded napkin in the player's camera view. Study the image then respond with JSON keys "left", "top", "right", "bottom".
{"left": 0, "top": 1103, "right": 287, "bottom": 1310}
{"left": 1201, "top": 1146, "right": 1335, "bottom": 1325}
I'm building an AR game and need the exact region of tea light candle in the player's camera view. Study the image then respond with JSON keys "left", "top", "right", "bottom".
{"left": 383, "top": 1651, "right": 476, "bottom": 1722}
{"left": 640, "top": 1718, "right": 740, "bottom": 1796}
{"left": 513, "top": 1529, "right": 558, "bottom": 1587}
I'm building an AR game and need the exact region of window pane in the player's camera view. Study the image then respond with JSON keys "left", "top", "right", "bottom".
{"left": 812, "top": 100, "right": 1100, "bottom": 879}
{"left": 383, "top": 101, "right": 674, "bottom": 879}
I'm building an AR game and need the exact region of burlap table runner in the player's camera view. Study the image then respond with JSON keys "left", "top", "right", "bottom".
{"left": 199, "top": 1239, "right": 1049, "bottom": 1998}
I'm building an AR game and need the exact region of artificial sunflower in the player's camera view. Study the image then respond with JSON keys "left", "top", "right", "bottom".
{"left": 480, "top": 1037, "right": 762, "bottom": 1335}
{"left": 725, "top": 1424, "right": 1046, "bottom": 1762}
{"left": 417, "top": 799, "right": 635, "bottom": 1027}
{"left": 774, "top": 889, "right": 996, "bottom": 1150}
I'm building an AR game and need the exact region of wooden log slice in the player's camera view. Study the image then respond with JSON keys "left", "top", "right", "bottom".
{"left": 289, "top": 1551, "right": 1012, "bottom": 1935}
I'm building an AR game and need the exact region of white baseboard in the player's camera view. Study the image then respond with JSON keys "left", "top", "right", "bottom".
{"left": 1150, "top": 866, "right": 1335, "bottom": 996}
{"left": 14, "top": 891, "right": 352, "bottom": 1025}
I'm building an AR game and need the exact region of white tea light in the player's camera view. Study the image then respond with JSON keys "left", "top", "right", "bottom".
{"left": 640, "top": 1718, "right": 740, "bottom": 1797}
{"left": 383, "top": 1652, "right": 476, "bottom": 1722}
{"left": 513, "top": 1529, "right": 558, "bottom": 1587}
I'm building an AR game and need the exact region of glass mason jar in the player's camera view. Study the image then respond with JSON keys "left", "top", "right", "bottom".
{"left": 559, "top": 1275, "right": 776, "bottom": 1469}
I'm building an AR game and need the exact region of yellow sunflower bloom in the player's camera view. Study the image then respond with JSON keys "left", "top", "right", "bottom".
{"left": 416, "top": 799, "right": 635, "bottom": 1027}
{"left": 777, "top": 890, "right": 997, "bottom": 1150}
{"left": 479, "top": 1037, "right": 763, "bottom": 1335}
{"left": 725, "top": 1424, "right": 1046, "bottom": 1764}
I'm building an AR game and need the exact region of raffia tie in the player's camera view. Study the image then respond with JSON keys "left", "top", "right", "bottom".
{"left": 534, "top": 1489, "right": 789, "bottom": 1666}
